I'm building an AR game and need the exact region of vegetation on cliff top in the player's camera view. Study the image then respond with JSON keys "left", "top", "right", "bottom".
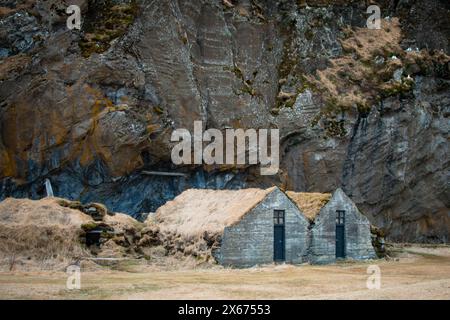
{"left": 307, "top": 18, "right": 450, "bottom": 137}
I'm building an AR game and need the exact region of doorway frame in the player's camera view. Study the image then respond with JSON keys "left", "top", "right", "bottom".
{"left": 273, "top": 209, "right": 286, "bottom": 262}
{"left": 335, "top": 210, "right": 346, "bottom": 259}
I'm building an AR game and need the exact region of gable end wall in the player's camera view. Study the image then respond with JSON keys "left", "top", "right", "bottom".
{"left": 216, "top": 188, "right": 310, "bottom": 267}
{"left": 310, "top": 189, "right": 376, "bottom": 264}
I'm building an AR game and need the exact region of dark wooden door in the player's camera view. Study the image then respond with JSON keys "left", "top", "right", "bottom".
{"left": 336, "top": 225, "right": 345, "bottom": 258}
{"left": 274, "top": 225, "right": 285, "bottom": 262}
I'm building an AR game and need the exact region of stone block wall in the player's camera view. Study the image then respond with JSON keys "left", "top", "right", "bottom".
{"left": 216, "top": 188, "right": 310, "bottom": 267}
{"left": 215, "top": 188, "right": 376, "bottom": 267}
{"left": 310, "top": 188, "right": 377, "bottom": 264}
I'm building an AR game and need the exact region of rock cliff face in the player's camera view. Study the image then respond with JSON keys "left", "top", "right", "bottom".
{"left": 0, "top": 0, "right": 449, "bottom": 242}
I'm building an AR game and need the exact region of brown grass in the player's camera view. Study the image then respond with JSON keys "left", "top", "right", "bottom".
{"left": 0, "top": 198, "right": 92, "bottom": 226}
{"left": 309, "top": 18, "right": 450, "bottom": 136}
{"left": 286, "top": 192, "right": 331, "bottom": 221}
{"left": 150, "top": 188, "right": 278, "bottom": 263}
{"left": 0, "top": 245, "right": 448, "bottom": 300}
{"left": 0, "top": 197, "right": 216, "bottom": 271}
{"left": 153, "top": 187, "right": 276, "bottom": 237}
{"left": 0, "top": 224, "right": 87, "bottom": 271}
{"left": 0, "top": 198, "right": 93, "bottom": 271}
{"left": 309, "top": 19, "right": 403, "bottom": 114}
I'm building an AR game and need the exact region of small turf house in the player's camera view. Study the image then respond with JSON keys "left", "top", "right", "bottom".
{"left": 154, "top": 186, "right": 376, "bottom": 267}
{"left": 286, "top": 188, "right": 377, "bottom": 264}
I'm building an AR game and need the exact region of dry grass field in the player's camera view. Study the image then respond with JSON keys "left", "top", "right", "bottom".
{"left": 0, "top": 245, "right": 449, "bottom": 300}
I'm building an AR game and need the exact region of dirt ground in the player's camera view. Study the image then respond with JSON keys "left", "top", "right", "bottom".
{"left": 0, "top": 245, "right": 449, "bottom": 300}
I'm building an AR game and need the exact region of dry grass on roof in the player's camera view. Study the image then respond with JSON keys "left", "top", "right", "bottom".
{"left": 0, "top": 197, "right": 92, "bottom": 226}
{"left": 154, "top": 187, "right": 276, "bottom": 237}
{"left": 286, "top": 192, "right": 332, "bottom": 221}
{"left": 0, "top": 197, "right": 93, "bottom": 270}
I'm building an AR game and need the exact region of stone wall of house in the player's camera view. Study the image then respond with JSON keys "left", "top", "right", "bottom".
{"left": 216, "top": 188, "right": 310, "bottom": 267}
{"left": 310, "top": 188, "right": 376, "bottom": 264}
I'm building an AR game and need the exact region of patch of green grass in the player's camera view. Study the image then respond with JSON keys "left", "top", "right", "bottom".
{"left": 81, "top": 221, "right": 97, "bottom": 232}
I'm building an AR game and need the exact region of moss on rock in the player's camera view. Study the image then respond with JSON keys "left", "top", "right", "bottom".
{"left": 81, "top": 221, "right": 98, "bottom": 232}
{"left": 79, "top": 0, "right": 138, "bottom": 58}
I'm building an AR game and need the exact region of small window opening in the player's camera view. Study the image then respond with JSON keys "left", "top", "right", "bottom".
{"left": 336, "top": 210, "right": 345, "bottom": 225}
{"left": 273, "top": 210, "right": 285, "bottom": 226}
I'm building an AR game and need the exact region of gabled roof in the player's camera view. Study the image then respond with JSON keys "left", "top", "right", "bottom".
{"left": 154, "top": 187, "right": 276, "bottom": 237}
{"left": 286, "top": 191, "right": 332, "bottom": 222}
